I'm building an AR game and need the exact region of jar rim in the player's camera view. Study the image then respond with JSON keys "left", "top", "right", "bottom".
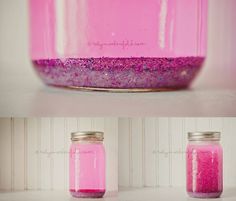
{"left": 188, "top": 131, "right": 221, "bottom": 141}
{"left": 71, "top": 131, "right": 104, "bottom": 141}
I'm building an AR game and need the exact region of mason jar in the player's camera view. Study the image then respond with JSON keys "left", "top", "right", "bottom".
{"left": 29, "top": 0, "right": 208, "bottom": 92}
{"left": 186, "top": 132, "right": 223, "bottom": 198}
{"left": 69, "top": 131, "right": 106, "bottom": 198}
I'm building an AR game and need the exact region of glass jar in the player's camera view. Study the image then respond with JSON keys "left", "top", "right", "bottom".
{"left": 186, "top": 132, "right": 223, "bottom": 198}
{"left": 30, "top": 0, "right": 208, "bottom": 92}
{"left": 69, "top": 131, "right": 106, "bottom": 198}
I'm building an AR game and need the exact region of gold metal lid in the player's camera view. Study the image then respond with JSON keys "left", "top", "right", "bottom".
{"left": 71, "top": 131, "right": 104, "bottom": 141}
{"left": 188, "top": 131, "right": 221, "bottom": 141}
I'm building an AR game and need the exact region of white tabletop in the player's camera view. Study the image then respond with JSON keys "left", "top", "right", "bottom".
{"left": 0, "top": 191, "right": 116, "bottom": 201}
{"left": 118, "top": 187, "right": 236, "bottom": 201}
{"left": 0, "top": 188, "right": 235, "bottom": 201}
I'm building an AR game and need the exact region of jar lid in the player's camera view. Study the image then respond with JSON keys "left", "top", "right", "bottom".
{"left": 71, "top": 131, "right": 104, "bottom": 141}
{"left": 188, "top": 131, "right": 221, "bottom": 141}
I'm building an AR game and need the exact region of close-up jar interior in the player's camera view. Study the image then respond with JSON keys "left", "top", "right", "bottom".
{"left": 30, "top": 0, "right": 207, "bottom": 91}
{"left": 0, "top": 0, "right": 236, "bottom": 117}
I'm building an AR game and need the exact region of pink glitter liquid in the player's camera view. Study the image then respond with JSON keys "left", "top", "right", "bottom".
{"left": 186, "top": 142, "right": 223, "bottom": 198}
{"left": 69, "top": 142, "right": 106, "bottom": 198}
{"left": 30, "top": 0, "right": 207, "bottom": 90}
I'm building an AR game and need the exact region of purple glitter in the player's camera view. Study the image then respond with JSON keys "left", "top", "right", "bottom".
{"left": 33, "top": 57, "right": 204, "bottom": 90}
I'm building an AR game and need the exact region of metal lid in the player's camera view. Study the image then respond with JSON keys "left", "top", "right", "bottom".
{"left": 71, "top": 131, "right": 104, "bottom": 141}
{"left": 188, "top": 131, "right": 221, "bottom": 141}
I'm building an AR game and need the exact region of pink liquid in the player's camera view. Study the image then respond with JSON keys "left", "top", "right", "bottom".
{"left": 29, "top": 0, "right": 207, "bottom": 90}
{"left": 69, "top": 142, "right": 106, "bottom": 198}
{"left": 30, "top": 0, "right": 207, "bottom": 59}
{"left": 186, "top": 143, "right": 223, "bottom": 198}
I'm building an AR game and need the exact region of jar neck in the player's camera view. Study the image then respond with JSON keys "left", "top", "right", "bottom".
{"left": 72, "top": 140, "right": 103, "bottom": 144}
{"left": 188, "top": 140, "right": 220, "bottom": 145}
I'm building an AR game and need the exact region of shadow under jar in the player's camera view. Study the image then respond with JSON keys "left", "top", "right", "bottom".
{"left": 186, "top": 132, "right": 223, "bottom": 199}
{"left": 30, "top": 0, "right": 208, "bottom": 92}
{"left": 69, "top": 131, "right": 106, "bottom": 198}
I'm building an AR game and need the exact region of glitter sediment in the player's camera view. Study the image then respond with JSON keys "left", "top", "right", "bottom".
{"left": 33, "top": 57, "right": 204, "bottom": 90}
{"left": 70, "top": 189, "right": 105, "bottom": 198}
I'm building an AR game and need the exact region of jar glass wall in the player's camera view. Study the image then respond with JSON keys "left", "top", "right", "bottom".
{"left": 186, "top": 132, "right": 223, "bottom": 198}
{"left": 30, "top": 0, "right": 208, "bottom": 91}
{"left": 69, "top": 131, "right": 106, "bottom": 198}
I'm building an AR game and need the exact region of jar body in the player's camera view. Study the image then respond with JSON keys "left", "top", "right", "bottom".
{"left": 30, "top": 0, "right": 208, "bottom": 91}
{"left": 69, "top": 141, "right": 106, "bottom": 198}
{"left": 186, "top": 141, "right": 223, "bottom": 198}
